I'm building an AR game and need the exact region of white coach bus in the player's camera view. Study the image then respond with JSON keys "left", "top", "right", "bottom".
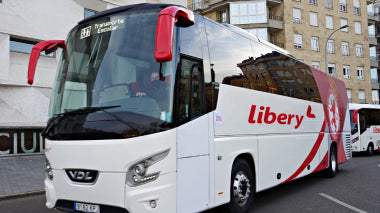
{"left": 350, "top": 103, "right": 380, "bottom": 155}
{"left": 27, "top": 4, "right": 351, "bottom": 213}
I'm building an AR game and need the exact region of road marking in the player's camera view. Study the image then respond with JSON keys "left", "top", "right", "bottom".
{"left": 319, "top": 193, "right": 367, "bottom": 213}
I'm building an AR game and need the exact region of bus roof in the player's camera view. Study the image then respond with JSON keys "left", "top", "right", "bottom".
{"left": 349, "top": 103, "right": 380, "bottom": 110}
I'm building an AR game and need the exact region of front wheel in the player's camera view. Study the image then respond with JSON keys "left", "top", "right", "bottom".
{"left": 367, "top": 144, "right": 374, "bottom": 156}
{"left": 227, "top": 159, "right": 255, "bottom": 213}
{"left": 325, "top": 145, "right": 338, "bottom": 178}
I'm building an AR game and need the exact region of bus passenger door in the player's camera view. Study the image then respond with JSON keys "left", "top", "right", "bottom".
{"left": 176, "top": 56, "right": 211, "bottom": 213}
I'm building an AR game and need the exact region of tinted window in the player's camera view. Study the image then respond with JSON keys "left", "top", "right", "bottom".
{"left": 239, "top": 44, "right": 321, "bottom": 103}
{"left": 204, "top": 19, "right": 321, "bottom": 103}
{"left": 176, "top": 56, "right": 205, "bottom": 122}
{"left": 179, "top": 15, "right": 203, "bottom": 59}
{"left": 205, "top": 21, "right": 253, "bottom": 84}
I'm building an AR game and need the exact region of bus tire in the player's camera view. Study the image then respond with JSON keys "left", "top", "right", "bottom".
{"left": 367, "top": 143, "right": 374, "bottom": 156}
{"left": 325, "top": 145, "right": 338, "bottom": 178}
{"left": 227, "top": 159, "right": 255, "bottom": 213}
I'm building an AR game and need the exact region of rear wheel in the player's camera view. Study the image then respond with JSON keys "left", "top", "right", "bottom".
{"left": 227, "top": 159, "right": 255, "bottom": 213}
{"left": 367, "top": 144, "right": 374, "bottom": 156}
{"left": 325, "top": 145, "right": 338, "bottom": 178}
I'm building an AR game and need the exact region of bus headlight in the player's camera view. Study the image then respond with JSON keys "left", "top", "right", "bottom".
{"left": 352, "top": 137, "right": 359, "bottom": 144}
{"left": 126, "top": 149, "right": 170, "bottom": 187}
{"left": 45, "top": 159, "right": 53, "bottom": 180}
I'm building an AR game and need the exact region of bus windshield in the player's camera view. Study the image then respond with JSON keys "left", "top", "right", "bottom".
{"left": 44, "top": 11, "right": 177, "bottom": 140}
{"left": 350, "top": 110, "right": 358, "bottom": 135}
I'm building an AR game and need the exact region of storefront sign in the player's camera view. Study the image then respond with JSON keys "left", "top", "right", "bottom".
{"left": 0, "top": 128, "right": 45, "bottom": 155}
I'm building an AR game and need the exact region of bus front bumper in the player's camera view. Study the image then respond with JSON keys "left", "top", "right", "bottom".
{"left": 45, "top": 171, "right": 176, "bottom": 213}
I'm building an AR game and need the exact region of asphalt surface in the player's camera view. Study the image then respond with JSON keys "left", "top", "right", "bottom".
{"left": 0, "top": 153, "right": 379, "bottom": 213}
{"left": 206, "top": 153, "right": 380, "bottom": 213}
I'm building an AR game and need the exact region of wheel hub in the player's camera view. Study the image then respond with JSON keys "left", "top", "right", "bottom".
{"left": 233, "top": 171, "right": 251, "bottom": 206}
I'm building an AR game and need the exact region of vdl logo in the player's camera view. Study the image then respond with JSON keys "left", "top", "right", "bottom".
{"left": 65, "top": 169, "right": 98, "bottom": 184}
{"left": 80, "top": 26, "right": 91, "bottom": 39}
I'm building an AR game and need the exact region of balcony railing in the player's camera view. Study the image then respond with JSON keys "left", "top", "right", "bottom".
{"left": 293, "top": 18, "right": 301, "bottom": 24}
{"left": 309, "top": 0, "right": 317, "bottom": 5}
{"left": 294, "top": 43, "right": 303, "bottom": 49}
{"left": 269, "top": 14, "right": 283, "bottom": 21}
{"left": 216, "top": 17, "right": 229, "bottom": 24}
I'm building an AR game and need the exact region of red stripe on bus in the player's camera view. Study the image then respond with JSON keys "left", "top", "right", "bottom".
{"left": 281, "top": 119, "right": 327, "bottom": 184}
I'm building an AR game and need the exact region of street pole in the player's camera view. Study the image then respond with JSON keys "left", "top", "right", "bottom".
{"left": 325, "top": 25, "right": 348, "bottom": 74}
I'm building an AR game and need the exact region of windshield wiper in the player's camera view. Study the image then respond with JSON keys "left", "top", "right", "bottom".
{"left": 43, "top": 105, "right": 120, "bottom": 136}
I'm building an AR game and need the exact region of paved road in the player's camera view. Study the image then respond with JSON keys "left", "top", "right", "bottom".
{"left": 0, "top": 153, "right": 379, "bottom": 213}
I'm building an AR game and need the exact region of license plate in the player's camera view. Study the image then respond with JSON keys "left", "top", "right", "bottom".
{"left": 74, "top": 202, "right": 100, "bottom": 213}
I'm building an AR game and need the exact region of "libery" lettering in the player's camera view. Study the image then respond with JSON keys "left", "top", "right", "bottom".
{"left": 248, "top": 105, "right": 309, "bottom": 129}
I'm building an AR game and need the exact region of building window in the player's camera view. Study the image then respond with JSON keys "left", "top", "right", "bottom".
{"left": 193, "top": 0, "right": 201, "bottom": 10}
{"left": 312, "top": 61, "right": 320, "bottom": 70}
{"left": 293, "top": 8, "right": 301, "bottom": 23}
{"left": 326, "top": 15, "right": 333, "bottom": 29}
{"left": 340, "top": 0, "right": 347, "bottom": 12}
{"left": 371, "top": 68, "right": 378, "bottom": 83}
{"left": 310, "top": 12, "right": 318, "bottom": 26}
{"left": 356, "top": 44, "right": 363, "bottom": 57}
{"left": 354, "top": 0, "right": 361, "bottom": 15}
{"left": 218, "top": 9, "right": 228, "bottom": 23}
{"left": 311, "top": 36, "right": 319, "bottom": 51}
{"left": 359, "top": 90, "right": 366, "bottom": 104}
{"left": 10, "top": 37, "right": 54, "bottom": 57}
{"left": 370, "top": 47, "right": 376, "bottom": 60}
{"left": 84, "top": 9, "right": 96, "bottom": 18}
{"left": 368, "top": 3, "right": 374, "bottom": 16}
{"left": 354, "top": 21, "right": 361, "bottom": 34}
{"left": 368, "top": 25, "right": 376, "bottom": 38}
{"left": 347, "top": 89, "right": 352, "bottom": 103}
{"left": 230, "top": 1, "right": 267, "bottom": 24}
{"left": 325, "top": 0, "right": 333, "bottom": 9}
{"left": 372, "top": 90, "right": 379, "bottom": 104}
{"left": 310, "top": 0, "right": 317, "bottom": 5}
{"left": 340, "top": 19, "right": 348, "bottom": 32}
{"left": 342, "top": 42, "right": 349, "bottom": 55}
{"left": 327, "top": 39, "right": 334, "bottom": 53}
{"left": 357, "top": 67, "right": 364, "bottom": 80}
{"left": 328, "top": 63, "right": 336, "bottom": 76}
{"left": 343, "top": 65, "right": 350, "bottom": 79}
{"left": 294, "top": 34, "right": 303, "bottom": 49}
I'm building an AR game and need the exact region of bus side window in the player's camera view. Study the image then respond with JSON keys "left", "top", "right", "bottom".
{"left": 177, "top": 56, "right": 205, "bottom": 122}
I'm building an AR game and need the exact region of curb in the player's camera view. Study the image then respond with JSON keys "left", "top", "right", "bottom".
{"left": 0, "top": 190, "right": 45, "bottom": 201}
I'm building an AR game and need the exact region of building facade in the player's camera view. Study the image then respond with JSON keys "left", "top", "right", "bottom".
{"left": 188, "top": 0, "right": 374, "bottom": 104}
{"left": 368, "top": 0, "right": 380, "bottom": 104}
{"left": 0, "top": 0, "right": 186, "bottom": 156}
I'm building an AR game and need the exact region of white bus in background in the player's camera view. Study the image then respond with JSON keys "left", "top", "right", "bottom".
{"left": 350, "top": 103, "right": 380, "bottom": 155}
{"left": 27, "top": 3, "right": 352, "bottom": 213}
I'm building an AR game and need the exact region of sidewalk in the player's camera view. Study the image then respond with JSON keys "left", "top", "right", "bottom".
{"left": 0, "top": 155, "right": 45, "bottom": 200}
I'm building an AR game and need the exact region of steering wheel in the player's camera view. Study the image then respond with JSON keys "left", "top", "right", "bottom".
{"left": 100, "top": 83, "right": 131, "bottom": 97}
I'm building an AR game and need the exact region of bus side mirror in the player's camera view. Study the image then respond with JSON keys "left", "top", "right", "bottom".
{"left": 155, "top": 6, "right": 194, "bottom": 62}
{"left": 353, "top": 110, "right": 358, "bottom": 123}
{"left": 28, "top": 40, "right": 66, "bottom": 85}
